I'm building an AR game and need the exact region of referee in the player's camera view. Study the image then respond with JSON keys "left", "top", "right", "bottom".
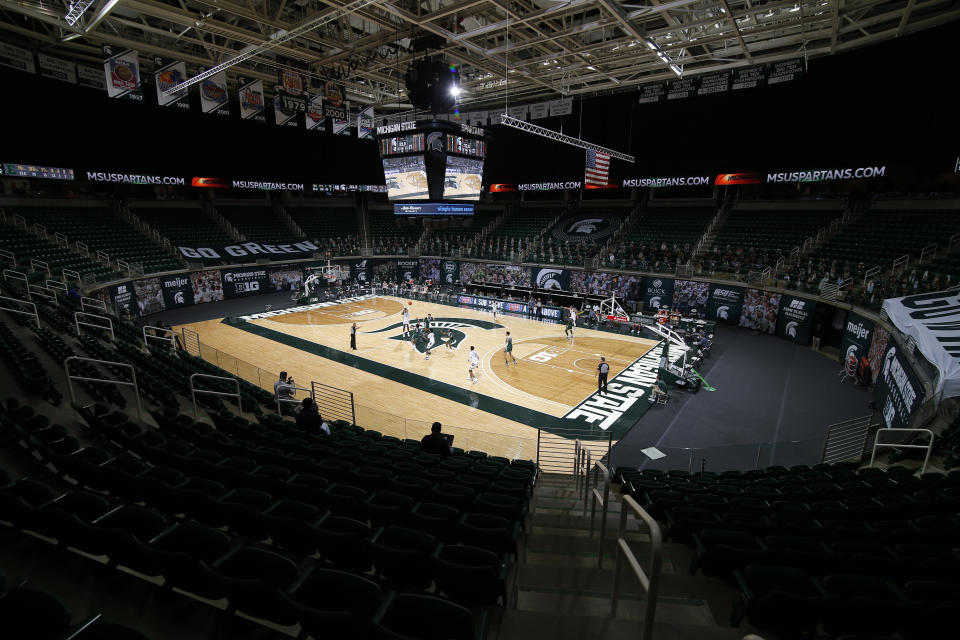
{"left": 350, "top": 323, "right": 357, "bottom": 350}
{"left": 597, "top": 357, "right": 610, "bottom": 394}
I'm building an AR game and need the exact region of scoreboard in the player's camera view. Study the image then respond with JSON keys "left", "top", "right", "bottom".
{"left": 379, "top": 133, "right": 425, "bottom": 156}
{"left": 446, "top": 134, "right": 485, "bottom": 158}
{"left": 3, "top": 162, "right": 74, "bottom": 180}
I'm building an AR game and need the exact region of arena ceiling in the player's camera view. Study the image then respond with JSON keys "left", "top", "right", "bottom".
{"left": 1, "top": 0, "right": 958, "bottom": 117}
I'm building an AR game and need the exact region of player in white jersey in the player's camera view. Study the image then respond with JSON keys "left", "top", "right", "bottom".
{"left": 402, "top": 306, "right": 411, "bottom": 337}
{"left": 424, "top": 328, "right": 436, "bottom": 360}
{"left": 468, "top": 345, "right": 480, "bottom": 383}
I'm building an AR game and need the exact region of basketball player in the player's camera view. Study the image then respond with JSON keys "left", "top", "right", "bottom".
{"left": 468, "top": 345, "right": 480, "bottom": 383}
{"left": 565, "top": 314, "right": 575, "bottom": 339}
{"left": 402, "top": 305, "right": 411, "bottom": 337}
{"left": 504, "top": 331, "right": 517, "bottom": 366}
{"left": 442, "top": 328, "right": 454, "bottom": 349}
{"left": 425, "top": 328, "right": 435, "bottom": 360}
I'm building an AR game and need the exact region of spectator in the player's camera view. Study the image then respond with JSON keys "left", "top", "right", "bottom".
{"left": 296, "top": 397, "right": 330, "bottom": 436}
{"left": 420, "top": 421, "right": 452, "bottom": 457}
{"left": 274, "top": 371, "right": 293, "bottom": 399}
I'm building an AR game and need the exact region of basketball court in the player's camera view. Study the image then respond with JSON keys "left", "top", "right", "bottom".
{"left": 174, "top": 295, "right": 664, "bottom": 460}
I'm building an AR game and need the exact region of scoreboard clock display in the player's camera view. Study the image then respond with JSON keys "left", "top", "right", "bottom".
{"left": 446, "top": 134, "right": 485, "bottom": 158}
{"left": 3, "top": 163, "right": 75, "bottom": 180}
{"left": 379, "top": 133, "right": 425, "bottom": 156}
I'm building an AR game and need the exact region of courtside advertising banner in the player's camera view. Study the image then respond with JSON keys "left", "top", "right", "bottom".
{"left": 133, "top": 277, "right": 165, "bottom": 315}
{"left": 222, "top": 267, "right": 271, "bottom": 299}
{"left": 305, "top": 93, "right": 324, "bottom": 131}
{"left": 160, "top": 273, "right": 194, "bottom": 308}
{"left": 642, "top": 277, "right": 674, "bottom": 311}
{"left": 189, "top": 270, "right": 223, "bottom": 304}
{"left": 740, "top": 289, "right": 780, "bottom": 335}
{"left": 775, "top": 295, "right": 817, "bottom": 344}
{"left": 102, "top": 46, "right": 142, "bottom": 101}
{"left": 674, "top": 280, "right": 710, "bottom": 316}
{"left": 840, "top": 311, "right": 875, "bottom": 373}
{"left": 531, "top": 267, "right": 570, "bottom": 291}
{"left": 707, "top": 284, "right": 744, "bottom": 324}
{"left": 882, "top": 291, "right": 960, "bottom": 398}
{"left": 108, "top": 282, "right": 138, "bottom": 316}
{"left": 154, "top": 58, "right": 189, "bottom": 110}
{"left": 197, "top": 68, "right": 229, "bottom": 116}
{"left": 874, "top": 342, "right": 925, "bottom": 428}
{"left": 397, "top": 259, "right": 419, "bottom": 282}
{"left": 176, "top": 240, "right": 320, "bottom": 263}
{"left": 238, "top": 77, "right": 266, "bottom": 122}
{"left": 352, "top": 259, "right": 372, "bottom": 285}
{"left": 358, "top": 106, "right": 375, "bottom": 139}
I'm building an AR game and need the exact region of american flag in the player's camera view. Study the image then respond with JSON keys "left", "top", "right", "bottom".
{"left": 585, "top": 149, "right": 611, "bottom": 187}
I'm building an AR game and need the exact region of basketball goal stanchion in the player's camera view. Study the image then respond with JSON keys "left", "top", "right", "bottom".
{"left": 0, "top": 295, "right": 40, "bottom": 328}
{"left": 190, "top": 373, "right": 241, "bottom": 419}
{"left": 143, "top": 326, "right": 176, "bottom": 349}
{"left": 75, "top": 311, "right": 115, "bottom": 342}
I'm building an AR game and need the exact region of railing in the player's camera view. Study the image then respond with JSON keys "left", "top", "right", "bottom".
{"left": 539, "top": 427, "right": 612, "bottom": 475}
{"left": 311, "top": 380, "right": 356, "bottom": 425}
{"left": 63, "top": 268, "right": 81, "bottom": 283}
{"left": 45, "top": 280, "right": 67, "bottom": 294}
{"left": 33, "top": 222, "right": 47, "bottom": 239}
{"left": 13, "top": 214, "right": 26, "bottom": 229}
{"left": 589, "top": 461, "right": 611, "bottom": 568}
{"left": 143, "top": 326, "right": 176, "bottom": 348}
{"left": 821, "top": 414, "right": 875, "bottom": 464}
{"left": 0, "top": 295, "right": 40, "bottom": 328}
{"left": 76, "top": 242, "right": 89, "bottom": 258}
{"left": 190, "top": 373, "right": 241, "bottom": 419}
{"left": 75, "top": 311, "right": 115, "bottom": 342}
{"left": 30, "top": 258, "right": 50, "bottom": 275}
{"left": 0, "top": 248, "right": 14, "bottom": 267}
{"left": 3, "top": 269, "right": 28, "bottom": 289}
{"left": 181, "top": 327, "right": 200, "bottom": 356}
{"left": 97, "top": 250, "right": 110, "bottom": 265}
{"left": 276, "top": 384, "right": 316, "bottom": 415}
{"left": 863, "top": 265, "right": 880, "bottom": 289}
{"left": 611, "top": 494, "right": 662, "bottom": 640}
{"left": 54, "top": 232, "right": 68, "bottom": 248}
{"left": 919, "top": 243, "right": 938, "bottom": 264}
{"left": 892, "top": 254, "right": 910, "bottom": 274}
{"left": 80, "top": 297, "right": 107, "bottom": 313}
{"left": 950, "top": 232, "right": 960, "bottom": 251}
{"left": 870, "top": 428, "right": 934, "bottom": 474}
{"left": 64, "top": 356, "right": 143, "bottom": 423}
{"left": 27, "top": 284, "right": 58, "bottom": 305}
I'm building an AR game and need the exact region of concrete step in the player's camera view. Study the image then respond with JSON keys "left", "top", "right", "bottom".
{"left": 515, "top": 591, "right": 714, "bottom": 624}
{"left": 489, "top": 608, "right": 747, "bottom": 640}
{"left": 530, "top": 512, "right": 636, "bottom": 531}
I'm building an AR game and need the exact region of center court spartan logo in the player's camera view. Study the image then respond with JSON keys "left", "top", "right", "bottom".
{"left": 365, "top": 318, "right": 505, "bottom": 354}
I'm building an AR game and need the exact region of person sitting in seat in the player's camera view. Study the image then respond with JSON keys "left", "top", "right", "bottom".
{"left": 420, "top": 421, "right": 453, "bottom": 457}
{"left": 649, "top": 376, "right": 669, "bottom": 404}
{"left": 274, "top": 371, "right": 293, "bottom": 399}
{"left": 296, "top": 397, "right": 330, "bottom": 436}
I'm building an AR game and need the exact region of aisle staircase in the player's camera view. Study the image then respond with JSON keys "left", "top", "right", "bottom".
{"left": 490, "top": 468, "right": 753, "bottom": 640}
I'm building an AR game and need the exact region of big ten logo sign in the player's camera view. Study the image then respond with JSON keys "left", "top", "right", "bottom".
{"left": 529, "top": 347, "right": 565, "bottom": 363}
{"left": 234, "top": 281, "right": 260, "bottom": 293}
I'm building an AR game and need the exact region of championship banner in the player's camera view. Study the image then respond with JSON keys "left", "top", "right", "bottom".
{"left": 739, "top": 289, "right": 780, "bottom": 335}
{"left": 275, "top": 70, "right": 305, "bottom": 128}
{"left": 642, "top": 277, "right": 674, "bottom": 311}
{"left": 507, "top": 105, "right": 528, "bottom": 120}
{"left": 189, "top": 270, "right": 223, "bottom": 304}
{"left": 0, "top": 42, "right": 35, "bottom": 74}
{"left": 133, "top": 277, "right": 165, "bottom": 315}
{"left": 732, "top": 65, "right": 766, "bottom": 90}
{"left": 268, "top": 265, "right": 303, "bottom": 292}
{"left": 397, "top": 259, "right": 419, "bottom": 282}
{"left": 767, "top": 58, "right": 803, "bottom": 85}
{"left": 77, "top": 64, "right": 105, "bottom": 90}
{"left": 198, "top": 67, "right": 229, "bottom": 116}
{"left": 334, "top": 101, "right": 351, "bottom": 135}
{"left": 874, "top": 342, "right": 925, "bottom": 429}
{"left": 37, "top": 54, "right": 76, "bottom": 84}
{"left": 238, "top": 77, "right": 266, "bottom": 122}
{"left": 774, "top": 295, "right": 817, "bottom": 344}
{"left": 531, "top": 267, "right": 570, "bottom": 291}
{"left": 305, "top": 93, "right": 324, "bottom": 131}
{"left": 357, "top": 106, "right": 374, "bottom": 139}
{"left": 528, "top": 102, "right": 550, "bottom": 120}
{"left": 840, "top": 311, "right": 875, "bottom": 374}
{"left": 637, "top": 83, "right": 666, "bottom": 104}
{"left": 706, "top": 284, "right": 744, "bottom": 324}
{"left": 352, "top": 259, "right": 372, "bottom": 285}
{"left": 102, "top": 46, "right": 142, "bottom": 101}
{"left": 549, "top": 99, "right": 573, "bottom": 116}
{"left": 674, "top": 280, "right": 710, "bottom": 316}
{"left": 321, "top": 81, "right": 348, "bottom": 133}
{"left": 667, "top": 78, "right": 696, "bottom": 100}
{"left": 160, "top": 273, "right": 194, "bottom": 308}
{"left": 154, "top": 58, "right": 189, "bottom": 110}
{"left": 107, "top": 282, "right": 138, "bottom": 316}
{"left": 176, "top": 240, "right": 320, "bottom": 263}
{"left": 882, "top": 291, "right": 960, "bottom": 398}
{"left": 222, "top": 267, "right": 271, "bottom": 299}
{"left": 697, "top": 71, "right": 729, "bottom": 96}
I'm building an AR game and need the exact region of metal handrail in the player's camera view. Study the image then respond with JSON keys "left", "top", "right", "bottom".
{"left": 870, "top": 427, "right": 935, "bottom": 474}
{"left": 581, "top": 449, "right": 592, "bottom": 517}
{"left": 190, "top": 373, "right": 241, "bottom": 419}
{"left": 611, "top": 494, "right": 663, "bottom": 640}
{"left": 143, "top": 325, "right": 176, "bottom": 348}
{"left": 0, "top": 295, "right": 40, "bottom": 328}
{"left": 64, "top": 356, "right": 143, "bottom": 423}
{"left": 28, "top": 284, "right": 58, "bottom": 305}
{"left": 276, "top": 384, "right": 315, "bottom": 415}
{"left": 80, "top": 297, "right": 107, "bottom": 313}
{"left": 75, "top": 311, "right": 115, "bottom": 342}
{"left": 590, "top": 460, "right": 611, "bottom": 568}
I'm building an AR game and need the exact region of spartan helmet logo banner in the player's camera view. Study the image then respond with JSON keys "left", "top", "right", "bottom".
{"left": 707, "top": 283, "right": 744, "bottom": 324}
{"left": 552, "top": 213, "right": 621, "bottom": 243}
{"left": 534, "top": 268, "right": 569, "bottom": 291}
{"left": 365, "top": 317, "right": 505, "bottom": 353}
{"left": 785, "top": 321, "right": 799, "bottom": 337}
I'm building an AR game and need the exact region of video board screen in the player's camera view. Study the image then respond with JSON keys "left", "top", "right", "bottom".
{"left": 394, "top": 203, "right": 474, "bottom": 215}
{"left": 382, "top": 156, "right": 429, "bottom": 201}
{"left": 443, "top": 156, "right": 484, "bottom": 201}
{"left": 3, "top": 162, "right": 75, "bottom": 180}
{"left": 446, "top": 135, "right": 486, "bottom": 158}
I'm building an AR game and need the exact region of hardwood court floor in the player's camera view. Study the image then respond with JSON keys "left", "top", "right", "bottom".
{"left": 175, "top": 297, "right": 658, "bottom": 461}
